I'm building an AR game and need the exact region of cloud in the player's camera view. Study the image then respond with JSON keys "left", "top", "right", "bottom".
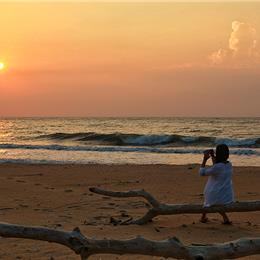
{"left": 210, "top": 21, "right": 260, "bottom": 67}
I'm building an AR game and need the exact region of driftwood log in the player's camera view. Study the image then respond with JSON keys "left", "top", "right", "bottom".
{"left": 0, "top": 222, "right": 260, "bottom": 259}
{"left": 89, "top": 187, "right": 260, "bottom": 225}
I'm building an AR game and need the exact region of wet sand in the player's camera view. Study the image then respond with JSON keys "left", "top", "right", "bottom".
{"left": 0, "top": 164, "right": 259, "bottom": 259}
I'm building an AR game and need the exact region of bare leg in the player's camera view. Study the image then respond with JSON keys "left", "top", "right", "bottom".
{"left": 219, "top": 212, "right": 232, "bottom": 225}
{"left": 200, "top": 213, "right": 208, "bottom": 223}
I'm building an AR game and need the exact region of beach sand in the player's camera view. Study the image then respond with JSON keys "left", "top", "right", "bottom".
{"left": 0, "top": 164, "right": 259, "bottom": 259}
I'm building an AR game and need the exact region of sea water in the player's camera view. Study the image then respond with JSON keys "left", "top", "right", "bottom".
{"left": 0, "top": 117, "right": 259, "bottom": 166}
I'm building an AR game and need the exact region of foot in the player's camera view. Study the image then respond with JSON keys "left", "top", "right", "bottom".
{"left": 222, "top": 220, "right": 232, "bottom": 225}
{"left": 219, "top": 212, "right": 232, "bottom": 225}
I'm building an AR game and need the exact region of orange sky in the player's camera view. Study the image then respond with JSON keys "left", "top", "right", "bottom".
{"left": 0, "top": 2, "right": 259, "bottom": 117}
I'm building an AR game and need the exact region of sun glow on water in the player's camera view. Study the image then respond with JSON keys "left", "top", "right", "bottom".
{"left": 0, "top": 62, "right": 5, "bottom": 71}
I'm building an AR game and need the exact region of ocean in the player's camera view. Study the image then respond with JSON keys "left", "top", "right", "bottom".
{"left": 0, "top": 117, "right": 259, "bottom": 166}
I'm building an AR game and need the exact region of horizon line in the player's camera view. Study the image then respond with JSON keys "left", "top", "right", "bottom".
{"left": 2, "top": 0, "right": 260, "bottom": 2}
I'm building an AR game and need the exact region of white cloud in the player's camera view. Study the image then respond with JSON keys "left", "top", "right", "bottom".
{"left": 210, "top": 21, "right": 260, "bottom": 67}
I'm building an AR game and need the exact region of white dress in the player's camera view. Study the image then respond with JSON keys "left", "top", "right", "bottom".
{"left": 199, "top": 162, "right": 234, "bottom": 207}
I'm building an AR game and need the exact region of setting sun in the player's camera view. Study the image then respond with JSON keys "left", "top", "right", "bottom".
{"left": 0, "top": 62, "right": 5, "bottom": 70}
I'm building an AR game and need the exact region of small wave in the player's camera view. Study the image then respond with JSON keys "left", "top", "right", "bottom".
{"left": 0, "top": 158, "right": 70, "bottom": 165}
{"left": 37, "top": 132, "right": 260, "bottom": 148}
{"left": 215, "top": 138, "right": 259, "bottom": 147}
{"left": 0, "top": 143, "right": 259, "bottom": 156}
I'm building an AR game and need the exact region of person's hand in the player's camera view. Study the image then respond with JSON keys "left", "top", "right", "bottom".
{"left": 202, "top": 150, "right": 211, "bottom": 167}
{"left": 203, "top": 153, "right": 211, "bottom": 160}
{"left": 209, "top": 149, "right": 215, "bottom": 157}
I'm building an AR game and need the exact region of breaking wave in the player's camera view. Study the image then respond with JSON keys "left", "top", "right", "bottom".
{"left": 37, "top": 132, "right": 260, "bottom": 148}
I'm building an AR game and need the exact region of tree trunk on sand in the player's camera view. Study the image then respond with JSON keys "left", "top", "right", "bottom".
{"left": 89, "top": 187, "right": 260, "bottom": 225}
{"left": 0, "top": 222, "right": 259, "bottom": 259}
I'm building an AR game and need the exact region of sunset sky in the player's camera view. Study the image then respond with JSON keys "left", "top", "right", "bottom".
{"left": 0, "top": 2, "right": 259, "bottom": 117}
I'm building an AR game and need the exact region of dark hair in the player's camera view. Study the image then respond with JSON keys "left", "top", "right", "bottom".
{"left": 215, "top": 144, "right": 229, "bottom": 163}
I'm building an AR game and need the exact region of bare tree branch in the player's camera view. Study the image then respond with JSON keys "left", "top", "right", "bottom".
{"left": 89, "top": 187, "right": 160, "bottom": 207}
{"left": 0, "top": 222, "right": 260, "bottom": 259}
{"left": 90, "top": 187, "right": 260, "bottom": 225}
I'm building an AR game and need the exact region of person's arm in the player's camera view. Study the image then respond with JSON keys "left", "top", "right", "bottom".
{"left": 210, "top": 150, "right": 216, "bottom": 165}
{"left": 211, "top": 156, "right": 216, "bottom": 165}
{"left": 199, "top": 152, "right": 220, "bottom": 176}
{"left": 199, "top": 153, "right": 210, "bottom": 176}
{"left": 201, "top": 154, "right": 209, "bottom": 168}
{"left": 200, "top": 163, "right": 220, "bottom": 176}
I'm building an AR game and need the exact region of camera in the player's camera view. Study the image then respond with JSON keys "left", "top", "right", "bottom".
{"left": 203, "top": 149, "right": 214, "bottom": 156}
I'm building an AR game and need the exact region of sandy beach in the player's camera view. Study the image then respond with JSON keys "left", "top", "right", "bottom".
{"left": 0, "top": 163, "right": 259, "bottom": 259}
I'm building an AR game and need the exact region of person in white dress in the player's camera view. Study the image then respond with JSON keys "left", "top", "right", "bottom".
{"left": 199, "top": 144, "right": 234, "bottom": 224}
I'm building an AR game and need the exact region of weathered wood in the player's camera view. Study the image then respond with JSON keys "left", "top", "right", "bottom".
{"left": 90, "top": 187, "right": 260, "bottom": 225}
{"left": 0, "top": 222, "right": 259, "bottom": 259}
{"left": 89, "top": 187, "right": 160, "bottom": 207}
